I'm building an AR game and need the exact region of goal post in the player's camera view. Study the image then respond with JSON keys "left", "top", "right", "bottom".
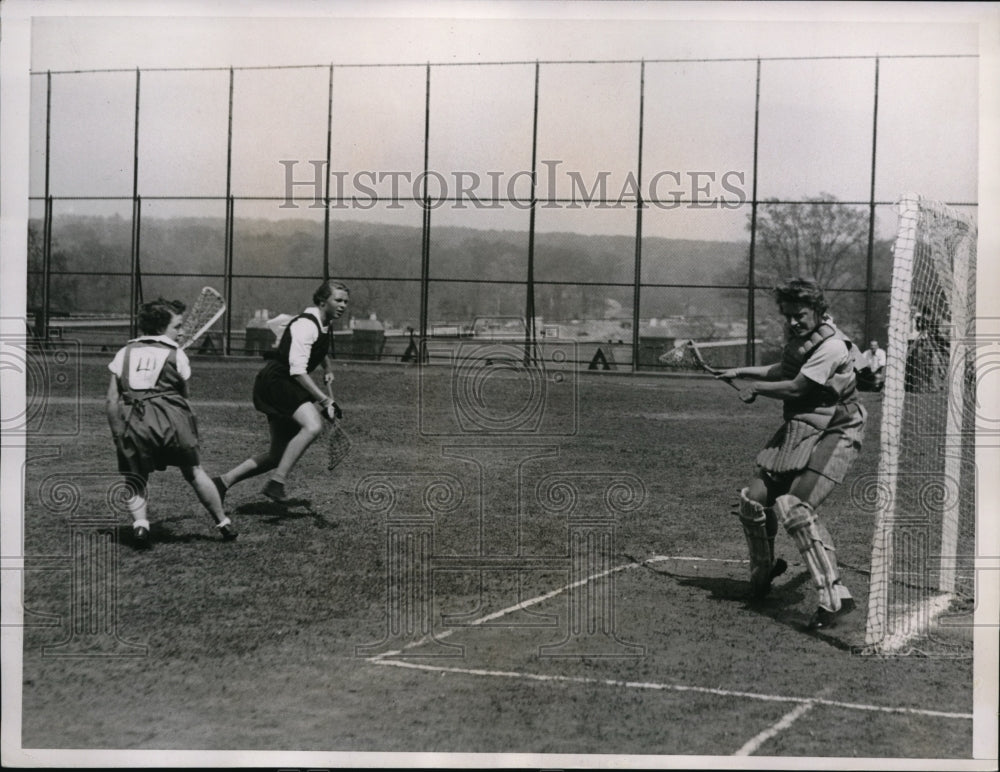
{"left": 863, "top": 194, "right": 977, "bottom": 655}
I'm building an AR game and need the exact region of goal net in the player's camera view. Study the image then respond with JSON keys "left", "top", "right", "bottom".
{"left": 863, "top": 194, "right": 977, "bottom": 656}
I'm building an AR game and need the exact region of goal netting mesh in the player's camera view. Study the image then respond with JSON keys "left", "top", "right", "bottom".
{"left": 863, "top": 194, "right": 977, "bottom": 656}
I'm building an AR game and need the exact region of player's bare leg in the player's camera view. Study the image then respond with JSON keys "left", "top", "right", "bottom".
{"left": 182, "top": 465, "right": 238, "bottom": 540}
{"left": 262, "top": 402, "right": 324, "bottom": 503}
{"left": 214, "top": 419, "right": 295, "bottom": 500}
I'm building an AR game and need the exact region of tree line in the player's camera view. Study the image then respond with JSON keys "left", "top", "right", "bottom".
{"left": 27, "top": 195, "right": 893, "bottom": 346}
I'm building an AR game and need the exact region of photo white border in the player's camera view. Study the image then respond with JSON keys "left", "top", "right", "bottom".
{"left": 2, "top": 1, "right": 997, "bottom": 769}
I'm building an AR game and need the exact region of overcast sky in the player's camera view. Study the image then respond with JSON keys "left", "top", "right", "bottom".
{"left": 1, "top": 1, "right": 996, "bottom": 282}
{"left": 9, "top": 3, "right": 986, "bottom": 243}
{"left": 24, "top": 9, "right": 983, "bottom": 70}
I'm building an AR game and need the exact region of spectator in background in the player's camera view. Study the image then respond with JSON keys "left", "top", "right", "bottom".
{"left": 856, "top": 339, "right": 886, "bottom": 392}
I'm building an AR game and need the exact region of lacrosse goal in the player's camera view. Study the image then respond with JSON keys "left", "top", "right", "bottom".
{"left": 862, "top": 194, "right": 977, "bottom": 656}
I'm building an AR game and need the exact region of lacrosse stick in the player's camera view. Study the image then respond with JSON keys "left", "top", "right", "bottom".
{"left": 688, "top": 340, "right": 758, "bottom": 403}
{"left": 176, "top": 287, "right": 226, "bottom": 351}
{"left": 324, "top": 381, "right": 352, "bottom": 470}
{"left": 660, "top": 339, "right": 754, "bottom": 402}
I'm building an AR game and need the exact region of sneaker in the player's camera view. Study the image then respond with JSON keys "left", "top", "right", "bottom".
{"left": 262, "top": 479, "right": 290, "bottom": 504}
{"left": 218, "top": 523, "right": 238, "bottom": 541}
{"left": 133, "top": 525, "right": 151, "bottom": 548}
{"left": 211, "top": 476, "right": 227, "bottom": 505}
{"left": 806, "top": 597, "right": 857, "bottom": 631}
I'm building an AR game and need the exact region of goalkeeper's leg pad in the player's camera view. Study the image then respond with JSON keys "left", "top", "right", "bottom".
{"left": 738, "top": 488, "right": 783, "bottom": 598}
{"left": 773, "top": 494, "right": 840, "bottom": 612}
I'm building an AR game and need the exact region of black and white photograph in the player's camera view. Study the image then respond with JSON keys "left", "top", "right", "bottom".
{"left": 1, "top": 1, "right": 998, "bottom": 768}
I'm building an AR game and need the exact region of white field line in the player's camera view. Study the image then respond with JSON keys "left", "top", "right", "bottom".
{"left": 878, "top": 593, "right": 956, "bottom": 653}
{"left": 365, "top": 555, "right": 745, "bottom": 661}
{"left": 733, "top": 702, "right": 815, "bottom": 756}
{"left": 368, "top": 554, "right": 974, "bottom": 723}
{"left": 371, "top": 658, "right": 973, "bottom": 721}
{"left": 469, "top": 555, "right": 747, "bottom": 627}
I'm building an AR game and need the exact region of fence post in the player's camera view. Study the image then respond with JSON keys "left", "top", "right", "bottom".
{"left": 864, "top": 57, "right": 880, "bottom": 344}
{"left": 323, "top": 64, "right": 334, "bottom": 283}
{"left": 223, "top": 68, "right": 235, "bottom": 356}
{"left": 128, "top": 69, "right": 142, "bottom": 337}
{"left": 39, "top": 72, "right": 53, "bottom": 342}
{"left": 746, "top": 58, "right": 761, "bottom": 366}
{"left": 418, "top": 64, "right": 431, "bottom": 362}
{"left": 525, "top": 61, "right": 540, "bottom": 366}
{"left": 631, "top": 60, "right": 645, "bottom": 374}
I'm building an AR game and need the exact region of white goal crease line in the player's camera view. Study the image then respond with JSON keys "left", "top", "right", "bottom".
{"left": 366, "top": 555, "right": 973, "bottom": 722}
{"left": 370, "top": 659, "right": 973, "bottom": 721}
{"left": 366, "top": 555, "right": 744, "bottom": 662}
{"left": 879, "top": 594, "right": 955, "bottom": 654}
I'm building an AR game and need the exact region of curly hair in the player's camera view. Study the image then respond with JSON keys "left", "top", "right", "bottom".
{"left": 773, "top": 277, "right": 828, "bottom": 316}
{"left": 313, "top": 279, "right": 350, "bottom": 306}
{"left": 137, "top": 298, "right": 185, "bottom": 335}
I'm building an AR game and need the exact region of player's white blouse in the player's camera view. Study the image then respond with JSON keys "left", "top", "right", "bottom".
{"left": 108, "top": 336, "right": 191, "bottom": 390}
{"left": 286, "top": 307, "right": 329, "bottom": 376}
{"left": 798, "top": 337, "right": 852, "bottom": 387}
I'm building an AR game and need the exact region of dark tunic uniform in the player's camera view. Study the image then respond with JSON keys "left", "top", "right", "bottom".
{"left": 109, "top": 337, "right": 201, "bottom": 475}
{"left": 252, "top": 311, "right": 331, "bottom": 419}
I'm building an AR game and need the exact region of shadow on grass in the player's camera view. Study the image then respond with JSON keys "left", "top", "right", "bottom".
{"left": 104, "top": 523, "right": 224, "bottom": 550}
{"left": 232, "top": 499, "right": 338, "bottom": 530}
{"left": 631, "top": 556, "right": 857, "bottom": 650}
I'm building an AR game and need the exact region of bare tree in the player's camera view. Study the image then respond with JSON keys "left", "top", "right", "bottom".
{"left": 714, "top": 193, "right": 896, "bottom": 357}
{"left": 752, "top": 193, "right": 869, "bottom": 291}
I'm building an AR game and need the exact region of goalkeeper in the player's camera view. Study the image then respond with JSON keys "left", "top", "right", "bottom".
{"left": 105, "top": 298, "right": 237, "bottom": 545}
{"left": 213, "top": 280, "right": 349, "bottom": 504}
{"left": 716, "top": 278, "right": 866, "bottom": 630}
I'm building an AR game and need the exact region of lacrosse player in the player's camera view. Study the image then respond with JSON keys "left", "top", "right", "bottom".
{"left": 105, "top": 298, "right": 237, "bottom": 546}
{"left": 716, "top": 278, "right": 866, "bottom": 630}
{"left": 213, "top": 280, "right": 348, "bottom": 504}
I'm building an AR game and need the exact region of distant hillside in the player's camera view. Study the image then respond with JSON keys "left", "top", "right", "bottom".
{"left": 29, "top": 214, "right": 749, "bottom": 326}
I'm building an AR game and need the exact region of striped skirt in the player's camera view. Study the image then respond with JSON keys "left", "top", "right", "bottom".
{"left": 756, "top": 402, "right": 867, "bottom": 481}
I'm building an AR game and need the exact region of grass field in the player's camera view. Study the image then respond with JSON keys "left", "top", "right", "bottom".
{"left": 16, "top": 353, "right": 975, "bottom": 760}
